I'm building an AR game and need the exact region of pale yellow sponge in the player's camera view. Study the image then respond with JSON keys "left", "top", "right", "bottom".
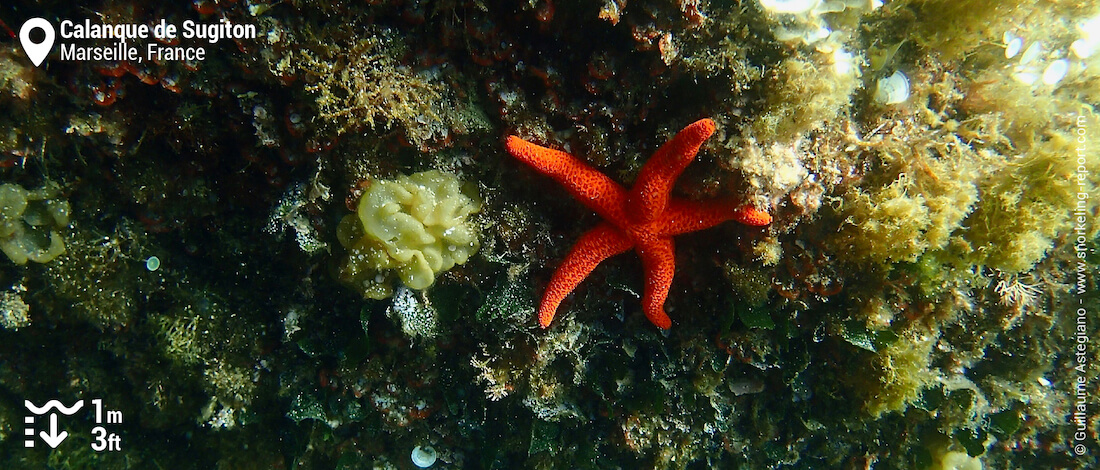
{"left": 0, "top": 183, "right": 70, "bottom": 265}
{"left": 337, "top": 170, "right": 480, "bottom": 299}
{"left": 934, "top": 451, "right": 982, "bottom": 470}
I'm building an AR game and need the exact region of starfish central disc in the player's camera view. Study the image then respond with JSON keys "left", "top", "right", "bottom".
{"left": 505, "top": 118, "right": 772, "bottom": 329}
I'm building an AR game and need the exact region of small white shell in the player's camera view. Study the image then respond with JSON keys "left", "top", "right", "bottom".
{"left": 1072, "top": 16, "right": 1100, "bottom": 58}
{"left": 1019, "top": 41, "right": 1043, "bottom": 66}
{"left": 1072, "top": 38, "right": 1095, "bottom": 59}
{"left": 411, "top": 446, "right": 438, "bottom": 468}
{"left": 1013, "top": 71, "right": 1039, "bottom": 86}
{"left": 807, "top": 26, "right": 831, "bottom": 43}
{"left": 1003, "top": 31, "right": 1023, "bottom": 59}
{"left": 831, "top": 49, "right": 855, "bottom": 76}
{"left": 1041, "top": 59, "right": 1068, "bottom": 86}
{"left": 874, "top": 70, "right": 910, "bottom": 105}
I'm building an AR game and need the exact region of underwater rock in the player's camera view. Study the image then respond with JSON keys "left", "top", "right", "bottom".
{"left": 0, "top": 290, "right": 30, "bottom": 329}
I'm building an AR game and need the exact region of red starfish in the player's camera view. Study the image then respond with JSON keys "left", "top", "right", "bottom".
{"left": 505, "top": 118, "right": 772, "bottom": 329}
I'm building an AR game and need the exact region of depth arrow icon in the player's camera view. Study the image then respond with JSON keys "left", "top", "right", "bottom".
{"left": 39, "top": 413, "right": 67, "bottom": 448}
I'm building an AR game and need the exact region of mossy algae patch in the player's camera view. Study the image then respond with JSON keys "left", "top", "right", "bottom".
{"left": 963, "top": 127, "right": 1099, "bottom": 272}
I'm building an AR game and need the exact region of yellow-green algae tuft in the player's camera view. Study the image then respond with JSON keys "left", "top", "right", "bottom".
{"left": 963, "top": 126, "right": 1099, "bottom": 272}
{"left": 856, "top": 328, "right": 938, "bottom": 418}
{"left": 751, "top": 56, "right": 862, "bottom": 144}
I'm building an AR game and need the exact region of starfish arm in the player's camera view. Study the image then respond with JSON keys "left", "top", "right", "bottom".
{"left": 627, "top": 118, "right": 716, "bottom": 223}
{"left": 506, "top": 136, "right": 630, "bottom": 226}
{"left": 636, "top": 237, "right": 676, "bottom": 330}
{"left": 658, "top": 199, "right": 772, "bottom": 236}
{"left": 537, "top": 222, "right": 634, "bottom": 328}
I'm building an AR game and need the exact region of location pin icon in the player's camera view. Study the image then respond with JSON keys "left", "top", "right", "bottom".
{"left": 20, "top": 18, "right": 55, "bottom": 67}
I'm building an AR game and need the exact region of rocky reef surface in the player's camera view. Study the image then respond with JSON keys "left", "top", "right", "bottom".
{"left": 0, "top": 0, "right": 1097, "bottom": 468}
